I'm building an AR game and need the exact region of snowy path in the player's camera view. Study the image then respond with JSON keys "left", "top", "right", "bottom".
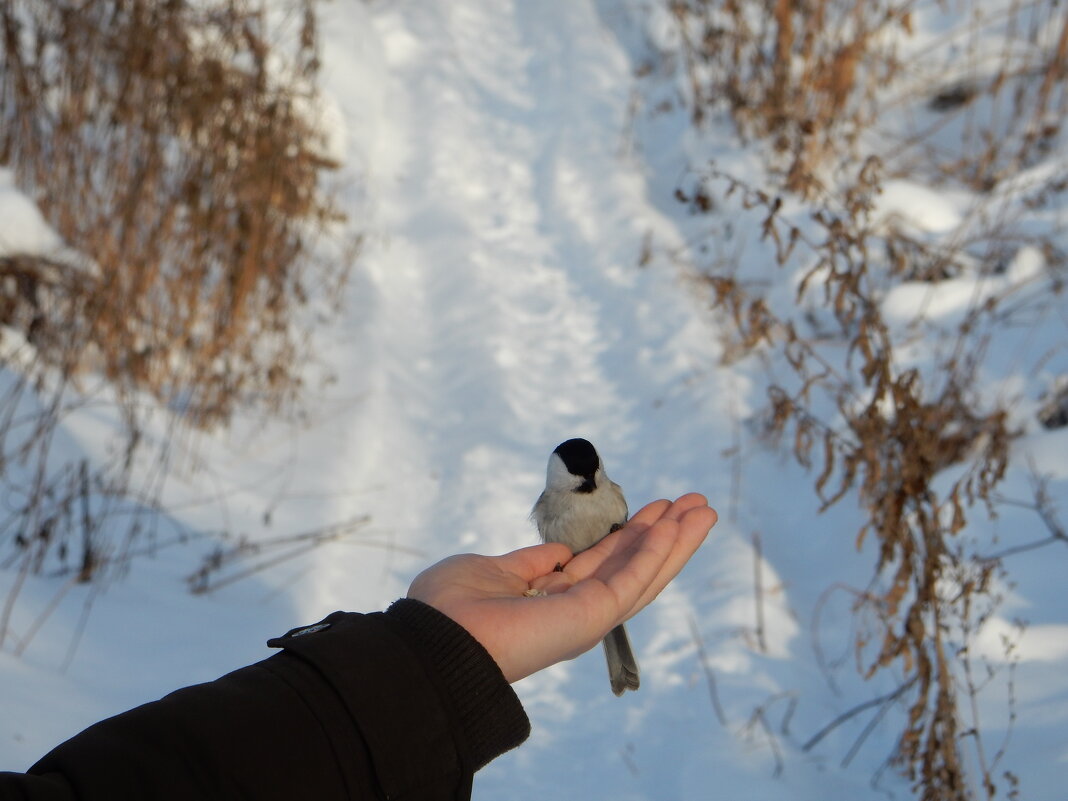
{"left": 305, "top": 3, "right": 811, "bottom": 799}
{"left": 305, "top": 0, "right": 731, "bottom": 612}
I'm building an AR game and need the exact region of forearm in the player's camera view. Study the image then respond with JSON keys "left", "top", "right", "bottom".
{"left": 1, "top": 600, "right": 529, "bottom": 801}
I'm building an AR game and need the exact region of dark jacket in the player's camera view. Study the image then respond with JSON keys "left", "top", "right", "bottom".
{"left": 0, "top": 599, "right": 530, "bottom": 800}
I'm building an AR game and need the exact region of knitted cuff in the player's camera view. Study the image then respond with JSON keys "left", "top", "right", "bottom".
{"left": 385, "top": 598, "right": 530, "bottom": 771}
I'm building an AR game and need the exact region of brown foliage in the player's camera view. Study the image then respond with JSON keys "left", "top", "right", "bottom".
{"left": 663, "top": 1, "right": 1068, "bottom": 795}
{"left": 0, "top": 0, "right": 348, "bottom": 426}
{"left": 670, "top": 0, "right": 910, "bottom": 195}
{"left": 684, "top": 158, "right": 1040, "bottom": 797}
{"left": 671, "top": 0, "right": 1068, "bottom": 196}
{"left": 0, "top": 0, "right": 354, "bottom": 600}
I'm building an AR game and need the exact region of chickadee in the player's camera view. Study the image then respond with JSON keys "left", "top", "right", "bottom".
{"left": 532, "top": 438, "right": 640, "bottom": 696}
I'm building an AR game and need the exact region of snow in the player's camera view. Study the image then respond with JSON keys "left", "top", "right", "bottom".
{"left": 2, "top": 0, "right": 1066, "bottom": 799}
{"left": 875, "top": 179, "right": 968, "bottom": 234}
{"left": 0, "top": 169, "right": 62, "bottom": 256}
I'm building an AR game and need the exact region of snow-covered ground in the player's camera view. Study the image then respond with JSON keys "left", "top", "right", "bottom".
{"left": 2, "top": 1, "right": 1066, "bottom": 799}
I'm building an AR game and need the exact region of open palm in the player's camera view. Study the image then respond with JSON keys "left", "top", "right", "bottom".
{"left": 407, "top": 493, "right": 717, "bottom": 683}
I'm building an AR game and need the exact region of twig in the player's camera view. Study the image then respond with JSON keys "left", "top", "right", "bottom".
{"left": 754, "top": 689, "right": 799, "bottom": 738}
{"left": 727, "top": 392, "right": 744, "bottom": 525}
{"left": 194, "top": 540, "right": 339, "bottom": 594}
{"left": 840, "top": 682, "right": 900, "bottom": 768}
{"left": 744, "top": 706, "right": 785, "bottom": 778}
{"left": 802, "top": 676, "right": 918, "bottom": 753}
{"left": 185, "top": 516, "right": 412, "bottom": 595}
{"left": 752, "top": 530, "right": 767, "bottom": 653}
{"left": 78, "top": 460, "right": 95, "bottom": 582}
{"left": 811, "top": 582, "right": 863, "bottom": 694}
{"left": 780, "top": 693, "right": 798, "bottom": 736}
{"left": 689, "top": 616, "right": 729, "bottom": 726}
{"left": 13, "top": 574, "right": 79, "bottom": 657}
{"left": 979, "top": 533, "right": 1067, "bottom": 562}
{"left": 0, "top": 553, "right": 32, "bottom": 649}
{"left": 983, "top": 480, "right": 1068, "bottom": 561}
{"left": 60, "top": 581, "right": 101, "bottom": 673}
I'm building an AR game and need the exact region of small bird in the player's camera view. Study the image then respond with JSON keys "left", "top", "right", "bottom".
{"left": 532, "top": 437, "right": 640, "bottom": 696}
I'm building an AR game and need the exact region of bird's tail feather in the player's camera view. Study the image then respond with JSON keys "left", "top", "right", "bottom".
{"left": 603, "top": 624, "right": 640, "bottom": 696}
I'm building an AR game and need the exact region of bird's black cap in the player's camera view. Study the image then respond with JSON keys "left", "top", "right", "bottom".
{"left": 554, "top": 438, "right": 599, "bottom": 479}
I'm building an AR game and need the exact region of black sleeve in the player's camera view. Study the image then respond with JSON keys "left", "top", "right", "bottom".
{"left": 0, "top": 599, "right": 530, "bottom": 801}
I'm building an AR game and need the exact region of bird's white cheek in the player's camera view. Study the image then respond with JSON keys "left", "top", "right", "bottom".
{"left": 545, "top": 454, "right": 580, "bottom": 491}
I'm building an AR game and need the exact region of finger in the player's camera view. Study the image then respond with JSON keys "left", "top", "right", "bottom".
{"left": 560, "top": 498, "right": 672, "bottom": 571}
{"left": 661, "top": 492, "right": 710, "bottom": 521}
{"left": 628, "top": 498, "right": 673, "bottom": 526}
{"left": 593, "top": 517, "right": 681, "bottom": 614}
{"left": 528, "top": 516, "right": 685, "bottom": 622}
{"left": 493, "top": 542, "right": 574, "bottom": 581}
{"left": 628, "top": 504, "right": 717, "bottom": 612}
{"left": 598, "top": 494, "right": 707, "bottom": 554}
{"left": 537, "top": 520, "right": 681, "bottom": 642}
{"left": 563, "top": 494, "right": 709, "bottom": 578}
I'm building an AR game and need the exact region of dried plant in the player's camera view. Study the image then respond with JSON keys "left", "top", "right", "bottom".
{"left": 678, "top": 152, "right": 1061, "bottom": 797}
{"left": 669, "top": 0, "right": 914, "bottom": 195}
{"left": 669, "top": 0, "right": 1068, "bottom": 196}
{"left": 662, "top": 0, "right": 1068, "bottom": 792}
{"left": 0, "top": 0, "right": 355, "bottom": 626}
{"left": 0, "top": 0, "right": 349, "bottom": 427}
{"left": 883, "top": 0, "right": 1068, "bottom": 191}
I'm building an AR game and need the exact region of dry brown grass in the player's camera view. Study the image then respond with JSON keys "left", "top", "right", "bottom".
{"left": 666, "top": 2, "right": 1068, "bottom": 795}
{"left": 671, "top": 0, "right": 1068, "bottom": 196}
{"left": 682, "top": 160, "right": 1028, "bottom": 800}
{"left": 670, "top": 0, "right": 913, "bottom": 195}
{"left": 0, "top": 0, "right": 355, "bottom": 616}
{"left": 0, "top": 0, "right": 350, "bottom": 427}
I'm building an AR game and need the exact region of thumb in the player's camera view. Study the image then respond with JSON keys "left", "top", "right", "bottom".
{"left": 494, "top": 542, "right": 574, "bottom": 581}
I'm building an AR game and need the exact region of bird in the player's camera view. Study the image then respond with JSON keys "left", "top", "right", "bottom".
{"left": 532, "top": 437, "right": 640, "bottom": 696}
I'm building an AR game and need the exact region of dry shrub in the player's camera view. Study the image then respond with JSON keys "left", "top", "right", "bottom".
{"left": 670, "top": 0, "right": 913, "bottom": 195}
{"left": 0, "top": 0, "right": 348, "bottom": 427}
{"left": 663, "top": 1, "right": 1068, "bottom": 795}
{"left": 0, "top": 0, "right": 353, "bottom": 610}
{"left": 682, "top": 161, "right": 1031, "bottom": 799}
{"left": 896, "top": 0, "right": 1068, "bottom": 191}
{"left": 670, "top": 0, "right": 1068, "bottom": 196}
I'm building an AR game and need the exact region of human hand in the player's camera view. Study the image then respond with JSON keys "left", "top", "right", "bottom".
{"left": 406, "top": 493, "right": 717, "bottom": 683}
